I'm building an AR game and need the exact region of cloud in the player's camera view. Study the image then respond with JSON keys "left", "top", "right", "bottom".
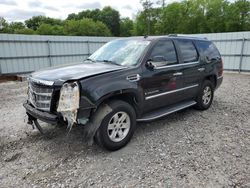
{"left": 122, "top": 5, "right": 132, "bottom": 10}
{"left": 0, "top": 0, "right": 16, "bottom": 6}
{"left": 78, "top": 2, "right": 101, "bottom": 9}
{"left": 28, "top": 1, "right": 58, "bottom": 11}
{"left": 28, "top": 0, "right": 42, "bottom": 7}
{"left": 2, "top": 9, "right": 45, "bottom": 21}
{"left": 43, "top": 5, "right": 59, "bottom": 11}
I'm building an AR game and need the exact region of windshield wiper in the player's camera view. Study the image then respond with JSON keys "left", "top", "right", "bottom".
{"left": 96, "top": 59, "right": 121, "bottom": 66}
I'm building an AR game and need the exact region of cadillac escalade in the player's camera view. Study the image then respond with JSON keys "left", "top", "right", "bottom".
{"left": 24, "top": 35, "right": 223, "bottom": 150}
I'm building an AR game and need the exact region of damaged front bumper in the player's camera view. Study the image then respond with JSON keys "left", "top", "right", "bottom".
{"left": 23, "top": 102, "right": 58, "bottom": 124}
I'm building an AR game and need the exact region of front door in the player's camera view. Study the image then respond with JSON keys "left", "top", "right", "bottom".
{"left": 141, "top": 39, "right": 184, "bottom": 113}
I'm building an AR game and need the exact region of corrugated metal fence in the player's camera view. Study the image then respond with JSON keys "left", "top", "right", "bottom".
{"left": 0, "top": 34, "right": 116, "bottom": 75}
{"left": 0, "top": 32, "right": 250, "bottom": 75}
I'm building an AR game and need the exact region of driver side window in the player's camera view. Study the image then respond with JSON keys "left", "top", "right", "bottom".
{"left": 149, "top": 40, "right": 178, "bottom": 67}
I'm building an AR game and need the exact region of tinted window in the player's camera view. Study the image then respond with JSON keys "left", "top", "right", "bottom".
{"left": 149, "top": 40, "right": 178, "bottom": 66}
{"left": 177, "top": 40, "right": 198, "bottom": 63}
{"left": 196, "top": 41, "right": 221, "bottom": 61}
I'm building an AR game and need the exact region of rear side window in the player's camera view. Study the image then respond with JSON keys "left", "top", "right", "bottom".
{"left": 149, "top": 40, "right": 178, "bottom": 66}
{"left": 195, "top": 41, "right": 221, "bottom": 61}
{"left": 176, "top": 40, "right": 198, "bottom": 63}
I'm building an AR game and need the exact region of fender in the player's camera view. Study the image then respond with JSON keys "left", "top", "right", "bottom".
{"left": 78, "top": 67, "right": 144, "bottom": 112}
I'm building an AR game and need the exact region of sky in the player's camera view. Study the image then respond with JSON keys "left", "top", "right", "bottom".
{"left": 0, "top": 0, "right": 146, "bottom": 22}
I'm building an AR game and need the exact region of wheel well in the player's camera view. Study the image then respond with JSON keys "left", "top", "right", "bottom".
{"left": 99, "top": 93, "right": 140, "bottom": 116}
{"left": 205, "top": 75, "right": 217, "bottom": 88}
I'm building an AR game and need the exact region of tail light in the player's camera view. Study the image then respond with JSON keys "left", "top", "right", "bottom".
{"left": 218, "top": 58, "right": 223, "bottom": 76}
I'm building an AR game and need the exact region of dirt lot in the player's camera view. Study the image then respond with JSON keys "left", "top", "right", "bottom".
{"left": 0, "top": 73, "right": 249, "bottom": 188}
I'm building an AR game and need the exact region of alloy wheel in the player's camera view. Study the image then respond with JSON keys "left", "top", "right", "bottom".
{"left": 107, "top": 111, "right": 131, "bottom": 142}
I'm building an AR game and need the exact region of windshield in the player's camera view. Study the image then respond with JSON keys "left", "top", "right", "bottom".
{"left": 88, "top": 39, "right": 151, "bottom": 67}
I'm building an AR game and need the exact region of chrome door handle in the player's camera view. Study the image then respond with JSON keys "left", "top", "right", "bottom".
{"left": 198, "top": 68, "right": 205, "bottom": 72}
{"left": 173, "top": 72, "right": 183, "bottom": 76}
{"left": 126, "top": 74, "right": 141, "bottom": 82}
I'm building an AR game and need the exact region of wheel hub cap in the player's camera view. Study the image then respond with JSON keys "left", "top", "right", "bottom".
{"left": 107, "top": 111, "right": 131, "bottom": 142}
{"left": 202, "top": 86, "right": 212, "bottom": 105}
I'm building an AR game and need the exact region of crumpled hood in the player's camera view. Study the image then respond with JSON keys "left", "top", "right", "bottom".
{"left": 31, "top": 62, "right": 125, "bottom": 82}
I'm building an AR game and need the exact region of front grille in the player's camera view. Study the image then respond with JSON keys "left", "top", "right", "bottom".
{"left": 28, "top": 81, "right": 53, "bottom": 111}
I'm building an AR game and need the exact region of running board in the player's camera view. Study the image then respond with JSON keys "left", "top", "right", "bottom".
{"left": 137, "top": 100, "right": 197, "bottom": 122}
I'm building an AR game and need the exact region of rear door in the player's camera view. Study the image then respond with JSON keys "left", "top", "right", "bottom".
{"left": 141, "top": 39, "right": 184, "bottom": 112}
{"left": 174, "top": 39, "right": 203, "bottom": 100}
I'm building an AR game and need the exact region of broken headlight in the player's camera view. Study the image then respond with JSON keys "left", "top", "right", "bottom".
{"left": 57, "top": 82, "right": 80, "bottom": 128}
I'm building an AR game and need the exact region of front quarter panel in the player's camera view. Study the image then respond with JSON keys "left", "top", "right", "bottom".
{"left": 78, "top": 67, "right": 143, "bottom": 109}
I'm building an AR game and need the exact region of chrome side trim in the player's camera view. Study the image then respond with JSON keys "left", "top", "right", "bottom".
{"left": 217, "top": 76, "right": 223, "bottom": 79}
{"left": 154, "top": 61, "right": 199, "bottom": 70}
{"left": 145, "top": 84, "right": 199, "bottom": 100}
{"left": 137, "top": 101, "right": 197, "bottom": 121}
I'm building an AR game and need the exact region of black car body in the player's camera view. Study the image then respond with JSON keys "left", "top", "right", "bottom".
{"left": 24, "top": 35, "right": 223, "bottom": 150}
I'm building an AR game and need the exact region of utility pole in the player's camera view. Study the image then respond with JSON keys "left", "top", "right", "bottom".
{"left": 141, "top": 0, "right": 153, "bottom": 35}
{"left": 162, "top": 0, "right": 165, "bottom": 8}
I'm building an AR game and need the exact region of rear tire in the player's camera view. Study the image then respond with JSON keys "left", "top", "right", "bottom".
{"left": 94, "top": 100, "right": 136, "bottom": 151}
{"left": 194, "top": 80, "right": 214, "bottom": 110}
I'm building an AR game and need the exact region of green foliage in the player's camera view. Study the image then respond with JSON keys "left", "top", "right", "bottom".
{"left": 225, "top": 0, "right": 250, "bottom": 31}
{"left": 14, "top": 28, "right": 35, "bottom": 34}
{"left": 67, "top": 6, "right": 120, "bottom": 36}
{"left": 36, "top": 23, "right": 64, "bottom": 35}
{"left": 25, "top": 16, "right": 63, "bottom": 30}
{"left": 137, "top": 0, "right": 250, "bottom": 35}
{"left": 63, "top": 18, "right": 111, "bottom": 36}
{"left": 1, "top": 0, "right": 250, "bottom": 36}
{"left": 0, "top": 17, "right": 11, "bottom": 33}
{"left": 133, "top": 7, "right": 161, "bottom": 35}
{"left": 120, "top": 18, "right": 134, "bottom": 36}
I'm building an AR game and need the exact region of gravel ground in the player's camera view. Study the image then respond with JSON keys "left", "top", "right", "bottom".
{"left": 0, "top": 73, "right": 249, "bottom": 188}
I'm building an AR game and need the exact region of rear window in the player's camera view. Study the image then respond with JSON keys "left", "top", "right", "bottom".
{"left": 176, "top": 40, "right": 198, "bottom": 63}
{"left": 195, "top": 41, "right": 221, "bottom": 61}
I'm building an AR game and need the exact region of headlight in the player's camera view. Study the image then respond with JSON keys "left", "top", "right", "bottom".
{"left": 57, "top": 82, "right": 80, "bottom": 112}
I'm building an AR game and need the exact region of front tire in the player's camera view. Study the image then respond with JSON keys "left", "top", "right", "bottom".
{"left": 94, "top": 100, "right": 136, "bottom": 151}
{"left": 195, "top": 80, "right": 214, "bottom": 110}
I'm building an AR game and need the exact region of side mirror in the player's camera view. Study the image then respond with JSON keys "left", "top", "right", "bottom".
{"left": 146, "top": 56, "right": 167, "bottom": 70}
{"left": 146, "top": 61, "right": 155, "bottom": 70}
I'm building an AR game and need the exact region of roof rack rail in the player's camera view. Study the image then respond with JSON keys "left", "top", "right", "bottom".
{"left": 168, "top": 34, "right": 208, "bottom": 40}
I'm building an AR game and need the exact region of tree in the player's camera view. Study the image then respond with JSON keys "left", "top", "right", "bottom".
{"left": 8, "top": 22, "right": 25, "bottom": 33}
{"left": 66, "top": 7, "right": 120, "bottom": 36}
{"left": 99, "top": 6, "right": 120, "bottom": 36}
{"left": 63, "top": 18, "right": 111, "bottom": 36}
{"left": 155, "top": 2, "right": 186, "bottom": 34}
{"left": 36, "top": 23, "right": 64, "bottom": 35}
{"left": 15, "top": 28, "right": 35, "bottom": 34}
{"left": 205, "top": 0, "right": 228, "bottom": 33}
{"left": 1, "top": 0, "right": 250, "bottom": 36}
{"left": 25, "top": 16, "right": 63, "bottom": 30}
{"left": 120, "top": 18, "right": 134, "bottom": 36}
{"left": 225, "top": 0, "right": 250, "bottom": 31}
{"left": 140, "top": 0, "right": 154, "bottom": 35}
{"left": 133, "top": 7, "right": 161, "bottom": 35}
{"left": 0, "top": 17, "right": 10, "bottom": 33}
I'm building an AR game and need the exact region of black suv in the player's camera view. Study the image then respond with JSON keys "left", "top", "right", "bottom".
{"left": 24, "top": 35, "right": 223, "bottom": 150}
